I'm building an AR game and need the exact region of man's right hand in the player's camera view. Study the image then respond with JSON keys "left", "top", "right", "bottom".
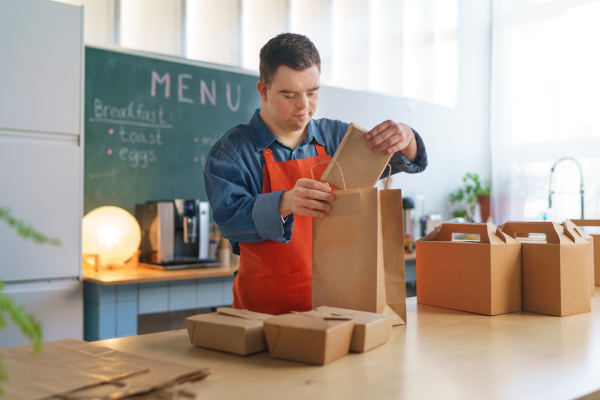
{"left": 280, "top": 179, "right": 334, "bottom": 218}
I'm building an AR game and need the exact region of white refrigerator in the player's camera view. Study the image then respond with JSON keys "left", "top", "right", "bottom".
{"left": 0, "top": 0, "right": 84, "bottom": 348}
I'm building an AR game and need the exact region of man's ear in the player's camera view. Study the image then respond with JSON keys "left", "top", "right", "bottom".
{"left": 256, "top": 80, "right": 268, "bottom": 102}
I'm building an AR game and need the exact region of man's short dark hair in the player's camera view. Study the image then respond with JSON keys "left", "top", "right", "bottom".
{"left": 259, "top": 33, "right": 321, "bottom": 85}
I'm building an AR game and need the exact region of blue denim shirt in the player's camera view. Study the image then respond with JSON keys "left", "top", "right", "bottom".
{"left": 204, "top": 109, "right": 428, "bottom": 255}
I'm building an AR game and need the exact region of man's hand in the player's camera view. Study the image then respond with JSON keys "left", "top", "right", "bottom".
{"left": 280, "top": 179, "right": 334, "bottom": 219}
{"left": 365, "top": 120, "right": 418, "bottom": 162}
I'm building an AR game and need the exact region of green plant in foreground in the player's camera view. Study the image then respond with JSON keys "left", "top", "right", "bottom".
{"left": 448, "top": 173, "right": 491, "bottom": 223}
{"left": 0, "top": 206, "right": 60, "bottom": 395}
{"left": 0, "top": 206, "right": 62, "bottom": 246}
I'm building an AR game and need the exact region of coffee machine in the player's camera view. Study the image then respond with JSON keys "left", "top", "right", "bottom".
{"left": 136, "top": 199, "right": 216, "bottom": 269}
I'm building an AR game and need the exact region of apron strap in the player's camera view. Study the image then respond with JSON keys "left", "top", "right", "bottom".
{"left": 261, "top": 148, "right": 277, "bottom": 193}
{"left": 315, "top": 143, "right": 327, "bottom": 157}
{"left": 262, "top": 148, "right": 275, "bottom": 162}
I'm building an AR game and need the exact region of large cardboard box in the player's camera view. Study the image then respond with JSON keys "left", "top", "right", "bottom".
{"left": 500, "top": 222, "right": 591, "bottom": 317}
{"left": 570, "top": 219, "right": 600, "bottom": 286}
{"left": 320, "top": 123, "right": 393, "bottom": 190}
{"left": 263, "top": 314, "right": 354, "bottom": 365}
{"left": 185, "top": 308, "right": 272, "bottom": 355}
{"left": 564, "top": 219, "right": 594, "bottom": 296}
{"left": 416, "top": 222, "right": 522, "bottom": 315}
{"left": 304, "top": 306, "right": 394, "bottom": 352}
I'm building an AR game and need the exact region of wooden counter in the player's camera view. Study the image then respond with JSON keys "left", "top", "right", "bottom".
{"left": 83, "top": 264, "right": 238, "bottom": 285}
{"left": 97, "top": 289, "right": 600, "bottom": 400}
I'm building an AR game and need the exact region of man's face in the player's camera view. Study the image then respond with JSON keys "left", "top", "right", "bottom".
{"left": 259, "top": 64, "right": 320, "bottom": 133}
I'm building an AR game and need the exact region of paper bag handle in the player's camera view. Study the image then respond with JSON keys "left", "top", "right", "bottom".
{"left": 311, "top": 160, "right": 347, "bottom": 190}
{"left": 432, "top": 223, "right": 499, "bottom": 244}
{"left": 384, "top": 164, "right": 392, "bottom": 190}
{"left": 499, "top": 222, "right": 564, "bottom": 244}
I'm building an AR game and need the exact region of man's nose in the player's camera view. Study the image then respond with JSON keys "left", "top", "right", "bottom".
{"left": 296, "top": 94, "right": 309, "bottom": 110}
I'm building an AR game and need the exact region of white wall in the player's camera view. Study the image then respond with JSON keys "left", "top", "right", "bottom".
{"left": 315, "top": 0, "right": 492, "bottom": 222}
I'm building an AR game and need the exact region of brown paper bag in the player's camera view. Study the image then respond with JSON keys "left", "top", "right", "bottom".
{"left": 320, "top": 123, "right": 393, "bottom": 190}
{"left": 311, "top": 161, "right": 406, "bottom": 326}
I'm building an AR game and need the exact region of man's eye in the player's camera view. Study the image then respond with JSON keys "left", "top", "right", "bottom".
{"left": 308, "top": 92, "right": 316, "bottom": 97}
{"left": 285, "top": 95, "right": 294, "bottom": 99}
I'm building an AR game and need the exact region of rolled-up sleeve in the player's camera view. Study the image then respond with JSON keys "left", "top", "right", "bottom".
{"left": 252, "top": 190, "right": 294, "bottom": 242}
{"left": 389, "top": 128, "right": 428, "bottom": 174}
{"left": 204, "top": 145, "right": 292, "bottom": 247}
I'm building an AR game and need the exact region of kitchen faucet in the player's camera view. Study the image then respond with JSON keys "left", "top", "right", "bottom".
{"left": 548, "top": 157, "right": 584, "bottom": 219}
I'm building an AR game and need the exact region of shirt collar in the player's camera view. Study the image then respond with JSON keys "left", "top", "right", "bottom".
{"left": 250, "top": 108, "right": 326, "bottom": 151}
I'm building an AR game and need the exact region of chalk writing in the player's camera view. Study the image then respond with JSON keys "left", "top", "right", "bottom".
{"left": 93, "top": 99, "right": 168, "bottom": 125}
{"left": 150, "top": 71, "right": 242, "bottom": 112}
{"left": 119, "top": 148, "right": 156, "bottom": 169}
{"left": 118, "top": 127, "right": 164, "bottom": 145}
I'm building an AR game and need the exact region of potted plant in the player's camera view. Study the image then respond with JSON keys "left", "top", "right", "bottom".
{"left": 448, "top": 173, "right": 491, "bottom": 223}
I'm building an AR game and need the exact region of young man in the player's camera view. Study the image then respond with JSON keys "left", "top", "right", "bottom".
{"left": 204, "top": 33, "right": 427, "bottom": 315}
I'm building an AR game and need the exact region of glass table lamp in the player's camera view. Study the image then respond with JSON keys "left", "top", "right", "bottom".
{"left": 82, "top": 206, "right": 141, "bottom": 270}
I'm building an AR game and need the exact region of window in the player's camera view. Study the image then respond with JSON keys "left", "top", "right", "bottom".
{"left": 54, "top": 0, "right": 459, "bottom": 107}
{"left": 491, "top": 0, "right": 600, "bottom": 223}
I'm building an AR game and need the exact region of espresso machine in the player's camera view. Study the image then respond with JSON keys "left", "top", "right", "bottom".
{"left": 136, "top": 199, "right": 217, "bottom": 269}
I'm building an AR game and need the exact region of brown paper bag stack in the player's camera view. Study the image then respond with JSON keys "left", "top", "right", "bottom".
{"left": 0, "top": 338, "right": 208, "bottom": 400}
{"left": 569, "top": 219, "right": 600, "bottom": 286}
{"left": 500, "top": 222, "right": 591, "bottom": 317}
{"left": 312, "top": 160, "right": 406, "bottom": 326}
{"left": 416, "top": 222, "right": 522, "bottom": 316}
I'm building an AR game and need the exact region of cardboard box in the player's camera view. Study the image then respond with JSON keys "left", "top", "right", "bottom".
{"left": 564, "top": 219, "right": 594, "bottom": 296}
{"left": 304, "top": 306, "right": 393, "bottom": 352}
{"left": 500, "top": 222, "right": 591, "bottom": 317}
{"left": 320, "top": 123, "right": 393, "bottom": 190}
{"left": 416, "top": 222, "right": 522, "bottom": 316}
{"left": 570, "top": 219, "right": 600, "bottom": 287}
{"left": 263, "top": 313, "right": 354, "bottom": 365}
{"left": 185, "top": 308, "right": 272, "bottom": 355}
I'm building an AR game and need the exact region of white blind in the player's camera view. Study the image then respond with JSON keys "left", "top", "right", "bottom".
{"left": 491, "top": 0, "right": 600, "bottom": 223}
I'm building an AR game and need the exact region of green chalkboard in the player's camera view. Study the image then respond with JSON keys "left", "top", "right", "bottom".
{"left": 84, "top": 46, "right": 261, "bottom": 215}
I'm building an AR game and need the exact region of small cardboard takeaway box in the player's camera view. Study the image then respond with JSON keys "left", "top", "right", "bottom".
{"left": 500, "top": 222, "right": 591, "bottom": 317}
{"left": 263, "top": 313, "right": 354, "bottom": 365}
{"left": 416, "top": 222, "right": 522, "bottom": 316}
{"left": 570, "top": 219, "right": 600, "bottom": 287}
{"left": 303, "top": 306, "right": 394, "bottom": 353}
{"left": 320, "top": 122, "right": 393, "bottom": 190}
{"left": 185, "top": 307, "right": 272, "bottom": 355}
{"left": 564, "top": 219, "right": 595, "bottom": 296}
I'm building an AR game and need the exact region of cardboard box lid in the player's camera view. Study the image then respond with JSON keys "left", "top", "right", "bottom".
{"left": 264, "top": 313, "right": 353, "bottom": 331}
{"left": 320, "top": 122, "right": 393, "bottom": 190}
{"left": 186, "top": 307, "right": 272, "bottom": 329}
{"left": 311, "top": 306, "right": 394, "bottom": 326}
{"left": 500, "top": 222, "right": 588, "bottom": 245}
{"left": 417, "top": 222, "right": 518, "bottom": 245}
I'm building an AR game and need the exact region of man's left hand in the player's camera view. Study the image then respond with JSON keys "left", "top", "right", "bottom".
{"left": 365, "top": 120, "right": 418, "bottom": 162}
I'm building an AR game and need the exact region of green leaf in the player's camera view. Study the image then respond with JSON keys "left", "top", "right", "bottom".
{"left": 0, "top": 207, "right": 62, "bottom": 247}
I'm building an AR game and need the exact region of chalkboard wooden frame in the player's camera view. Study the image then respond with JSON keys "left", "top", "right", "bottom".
{"left": 84, "top": 45, "right": 261, "bottom": 216}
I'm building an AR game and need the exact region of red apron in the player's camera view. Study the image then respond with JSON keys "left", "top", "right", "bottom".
{"left": 233, "top": 142, "right": 331, "bottom": 315}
